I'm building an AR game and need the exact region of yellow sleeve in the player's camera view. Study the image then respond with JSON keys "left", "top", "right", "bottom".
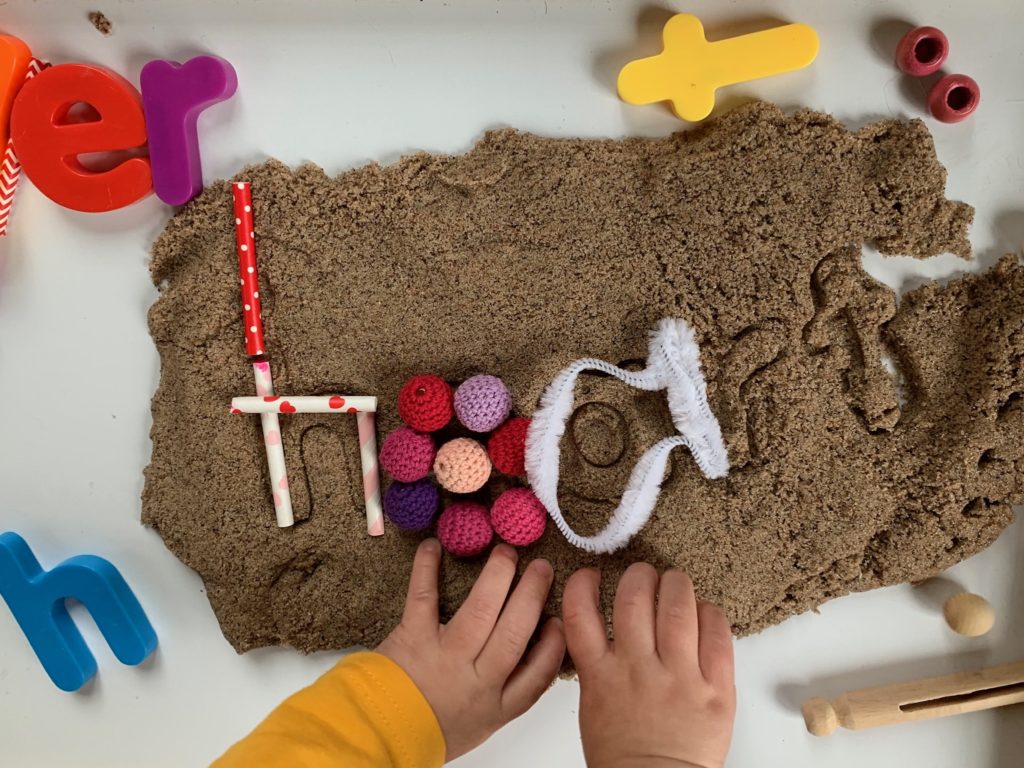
{"left": 212, "top": 651, "right": 446, "bottom": 768}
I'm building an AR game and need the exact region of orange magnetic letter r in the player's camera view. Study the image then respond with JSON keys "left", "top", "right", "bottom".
{"left": 0, "top": 34, "right": 32, "bottom": 147}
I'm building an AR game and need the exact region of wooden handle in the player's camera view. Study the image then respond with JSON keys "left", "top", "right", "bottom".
{"left": 802, "top": 660, "right": 1024, "bottom": 736}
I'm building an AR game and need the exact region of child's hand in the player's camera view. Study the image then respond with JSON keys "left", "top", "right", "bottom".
{"left": 563, "top": 564, "right": 736, "bottom": 768}
{"left": 377, "top": 539, "right": 566, "bottom": 762}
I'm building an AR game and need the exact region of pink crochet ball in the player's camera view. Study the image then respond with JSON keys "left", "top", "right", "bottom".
{"left": 438, "top": 501, "right": 493, "bottom": 557}
{"left": 434, "top": 438, "right": 491, "bottom": 494}
{"left": 379, "top": 426, "right": 436, "bottom": 483}
{"left": 454, "top": 374, "right": 512, "bottom": 433}
{"left": 490, "top": 488, "right": 547, "bottom": 547}
{"left": 398, "top": 374, "right": 454, "bottom": 432}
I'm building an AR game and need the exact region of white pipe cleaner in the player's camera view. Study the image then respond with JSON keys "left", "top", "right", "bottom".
{"left": 525, "top": 318, "right": 729, "bottom": 554}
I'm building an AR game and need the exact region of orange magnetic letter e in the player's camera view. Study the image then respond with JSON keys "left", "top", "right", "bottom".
{"left": 10, "top": 63, "right": 152, "bottom": 212}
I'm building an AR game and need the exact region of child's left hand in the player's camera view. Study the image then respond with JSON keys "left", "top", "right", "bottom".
{"left": 377, "top": 539, "right": 566, "bottom": 762}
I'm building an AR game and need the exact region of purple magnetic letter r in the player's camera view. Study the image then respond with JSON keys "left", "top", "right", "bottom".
{"left": 140, "top": 55, "right": 237, "bottom": 206}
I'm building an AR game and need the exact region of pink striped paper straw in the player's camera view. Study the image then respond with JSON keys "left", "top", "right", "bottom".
{"left": 252, "top": 361, "right": 293, "bottom": 528}
{"left": 358, "top": 412, "right": 384, "bottom": 536}
{"left": 230, "top": 395, "right": 377, "bottom": 415}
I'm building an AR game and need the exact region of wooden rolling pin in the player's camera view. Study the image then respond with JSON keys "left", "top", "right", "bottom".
{"left": 802, "top": 660, "right": 1024, "bottom": 736}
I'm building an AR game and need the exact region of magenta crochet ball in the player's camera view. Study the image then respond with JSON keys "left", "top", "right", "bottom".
{"left": 490, "top": 488, "right": 547, "bottom": 546}
{"left": 454, "top": 374, "right": 512, "bottom": 432}
{"left": 379, "top": 426, "right": 435, "bottom": 483}
{"left": 437, "top": 502, "right": 493, "bottom": 557}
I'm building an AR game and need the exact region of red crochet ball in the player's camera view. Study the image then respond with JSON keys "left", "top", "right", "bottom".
{"left": 490, "top": 488, "right": 547, "bottom": 547}
{"left": 437, "top": 502, "right": 493, "bottom": 557}
{"left": 487, "top": 417, "right": 531, "bottom": 476}
{"left": 398, "top": 375, "right": 454, "bottom": 432}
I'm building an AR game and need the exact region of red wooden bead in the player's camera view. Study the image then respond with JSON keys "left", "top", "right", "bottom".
{"left": 928, "top": 74, "right": 980, "bottom": 123}
{"left": 895, "top": 26, "right": 949, "bottom": 76}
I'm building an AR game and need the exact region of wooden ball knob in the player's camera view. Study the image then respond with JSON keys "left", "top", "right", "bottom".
{"left": 802, "top": 696, "right": 838, "bottom": 736}
{"left": 895, "top": 26, "right": 949, "bottom": 76}
{"left": 928, "top": 74, "right": 981, "bottom": 123}
{"left": 943, "top": 592, "right": 995, "bottom": 636}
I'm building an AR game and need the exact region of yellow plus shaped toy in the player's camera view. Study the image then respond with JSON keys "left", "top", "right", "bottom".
{"left": 618, "top": 13, "right": 819, "bottom": 122}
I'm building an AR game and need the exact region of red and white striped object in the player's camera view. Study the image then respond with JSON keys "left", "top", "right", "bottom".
{"left": 358, "top": 412, "right": 385, "bottom": 536}
{"left": 0, "top": 58, "right": 49, "bottom": 237}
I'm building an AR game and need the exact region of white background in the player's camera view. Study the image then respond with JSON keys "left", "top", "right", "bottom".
{"left": 1, "top": 1, "right": 1022, "bottom": 766}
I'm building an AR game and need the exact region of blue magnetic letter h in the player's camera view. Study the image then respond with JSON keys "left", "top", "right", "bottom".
{"left": 0, "top": 532, "right": 157, "bottom": 692}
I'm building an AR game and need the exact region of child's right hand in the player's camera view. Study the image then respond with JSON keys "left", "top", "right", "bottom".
{"left": 563, "top": 564, "right": 736, "bottom": 768}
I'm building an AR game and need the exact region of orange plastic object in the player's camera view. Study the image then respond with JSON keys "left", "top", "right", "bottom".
{"left": 10, "top": 63, "right": 152, "bottom": 212}
{"left": 618, "top": 13, "right": 819, "bottom": 122}
{"left": 0, "top": 34, "right": 32, "bottom": 147}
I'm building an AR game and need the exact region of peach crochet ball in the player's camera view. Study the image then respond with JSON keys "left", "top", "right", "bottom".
{"left": 433, "top": 438, "right": 491, "bottom": 494}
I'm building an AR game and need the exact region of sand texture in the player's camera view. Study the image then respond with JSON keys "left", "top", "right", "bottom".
{"left": 144, "top": 102, "right": 1021, "bottom": 653}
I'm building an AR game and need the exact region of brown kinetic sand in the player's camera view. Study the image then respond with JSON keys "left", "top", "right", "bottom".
{"left": 88, "top": 11, "right": 112, "bottom": 36}
{"left": 143, "top": 102, "right": 1022, "bottom": 654}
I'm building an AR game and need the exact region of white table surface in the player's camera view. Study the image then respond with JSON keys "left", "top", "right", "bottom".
{"left": 1, "top": 1, "right": 1022, "bottom": 766}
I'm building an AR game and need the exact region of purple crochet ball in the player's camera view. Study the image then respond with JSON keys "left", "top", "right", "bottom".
{"left": 384, "top": 479, "right": 440, "bottom": 531}
{"left": 454, "top": 374, "right": 512, "bottom": 433}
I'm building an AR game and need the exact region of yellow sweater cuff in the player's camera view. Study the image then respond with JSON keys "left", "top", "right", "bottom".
{"left": 336, "top": 651, "right": 447, "bottom": 768}
{"left": 213, "top": 651, "right": 446, "bottom": 768}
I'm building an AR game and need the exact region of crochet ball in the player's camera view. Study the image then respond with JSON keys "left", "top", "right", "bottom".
{"left": 454, "top": 374, "right": 512, "bottom": 432}
{"left": 379, "top": 427, "right": 436, "bottom": 482}
{"left": 383, "top": 479, "right": 440, "bottom": 531}
{"left": 398, "top": 374, "right": 454, "bottom": 432}
{"left": 438, "top": 502, "right": 493, "bottom": 557}
{"left": 490, "top": 488, "right": 547, "bottom": 546}
{"left": 487, "top": 417, "right": 531, "bottom": 476}
{"left": 434, "top": 438, "right": 492, "bottom": 494}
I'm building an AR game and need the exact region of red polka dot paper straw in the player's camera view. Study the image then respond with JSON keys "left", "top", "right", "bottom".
{"left": 232, "top": 182, "right": 265, "bottom": 357}
{"left": 357, "top": 412, "right": 384, "bottom": 536}
{"left": 252, "top": 360, "right": 293, "bottom": 527}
